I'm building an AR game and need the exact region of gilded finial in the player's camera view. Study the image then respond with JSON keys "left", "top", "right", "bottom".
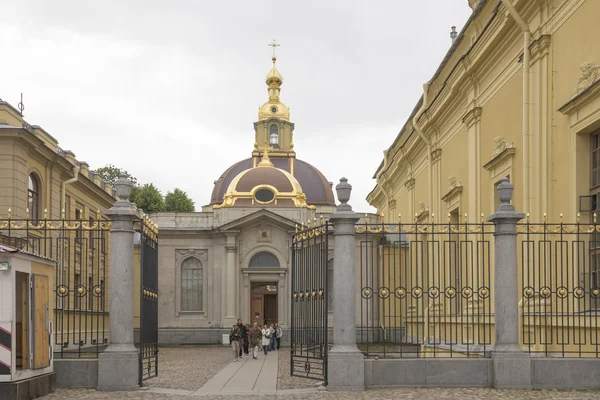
{"left": 380, "top": 212, "right": 384, "bottom": 223}
{"left": 526, "top": 212, "right": 530, "bottom": 223}
{"left": 594, "top": 212, "right": 597, "bottom": 224}
{"left": 560, "top": 213, "right": 563, "bottom": 222}
{"left": 295, "top": 223, "right": 298, "bottom": 233}
{"left": 61, "top": 208, "right": 66, "bottom": 219}
{"left": 431, "top": 213, "right": 435, "bottom": 222}
{"left": 314, "top": 216, "right": 317, "bottom": 226}
{"left": 398, "top": 213, "right": 402, "bottom": 224}
{"left": 307, "top": 218, "right": 311, "bottom": 229}
{"left": 43, "top": 208, "right": 47, "bottom": 219}
{"left": 320, "top": 215, "right": 324, "bottom": 225}
{"left": 447, "top": 213, "right": 451, "bottom": 223}
{"left": 577, "top": 212, "right": 580, "bottom": 223}
{"left": 480, "top": 213, "right": 484, "bottom": 224}
{"left": 301, "top": 222, "right": 305, "bottom": 231}
{"left": 464, "top": 213, "right": 467, "bottom": 224}
{"left": 8, "top": 208, "right": 11, "bottom": 219}
{"left": 26, "top": 207, "right": 29, "bottom": 218}
{"left": 543, "top": 213, "right": 547, "bottom": 223}
{"left": 97, "top": 209, "right": 101, "bottom": 219}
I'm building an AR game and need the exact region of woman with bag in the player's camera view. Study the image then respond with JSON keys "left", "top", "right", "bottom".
{"left": 229, "top": 324, "right": 242, "bottom": 362}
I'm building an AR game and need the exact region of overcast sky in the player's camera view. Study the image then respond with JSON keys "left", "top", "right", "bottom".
{"left": 2, "top": 1, "right": 472, "bottom": 212}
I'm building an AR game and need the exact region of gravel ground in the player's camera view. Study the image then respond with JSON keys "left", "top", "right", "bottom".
{"left": 143, "top": 346, "right": 233, "bottom": 391}
{"left": 42, "top": 387, "right": 600, "bottom": 399}
{"left": 277, "top": 347, "right": 321, "bottom": 390}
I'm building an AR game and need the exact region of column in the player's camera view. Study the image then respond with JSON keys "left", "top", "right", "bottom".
{"left": 487, "top": 177, "right": 530, "bottom": 389}
{"left": 97, "top": 175, "right": 140, "bottom": 391}
{"left": 223, "top": 232, "right": 238, "bottom": 326}
{"left": 328, "top": 178, "right": 363, "bottom": 392}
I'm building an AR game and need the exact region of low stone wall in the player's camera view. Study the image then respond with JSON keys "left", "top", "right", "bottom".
{"left": 365, "top": 358, "right": 492, "bottom": 387}
{"left": 364, "top": 357, "right": 600, "bottom": 389}
{"left": 531, "top": 358, "right": 600, "bottom": 389}
{"left": 54, "top": 359, "right": 98, "bottom": 388}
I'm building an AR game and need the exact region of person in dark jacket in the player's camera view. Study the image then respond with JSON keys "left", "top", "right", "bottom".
{"left": 237, "top": 319, "right": 248, "bottom": 357}
{"left": 229, "top": 325, "right": 242, "bottom": 362}
{"left": 249, "top": 322, "right": 262, "bottom": 359}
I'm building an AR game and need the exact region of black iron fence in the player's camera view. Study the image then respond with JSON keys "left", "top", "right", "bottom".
{"left": 518, "top": 218, "right": 600, "bottom": 357}
{"left": 0, "top": 216, "right": 111, "bottom": 358}
{"left": 356, "top": 220, "right": 494, "bottom": 358}
{"left": 138, "top": 218, "right": 159, "bottom": 383}
{"left": 290, "top": 221, "right": 331, "bottom": 382}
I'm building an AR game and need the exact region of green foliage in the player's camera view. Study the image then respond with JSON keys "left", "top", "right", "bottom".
{"left": 94, "top": 164, "right": 138, "bottom": 186}
{"left": 130, "top": 183, "right": 165, "bottom": 214}
{"left": 165, "top": 188, "right": 195, "bottom": 212}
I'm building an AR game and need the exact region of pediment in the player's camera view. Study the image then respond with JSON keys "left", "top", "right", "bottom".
{"left": 218, "top": 209, "right": 297, "bottom": 232}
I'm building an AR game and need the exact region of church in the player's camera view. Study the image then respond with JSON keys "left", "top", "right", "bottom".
{"left": 152, "top": 52, "right": 339, "bottom": 344}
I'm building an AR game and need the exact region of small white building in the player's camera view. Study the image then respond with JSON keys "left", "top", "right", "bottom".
{"left": 0, "top": 244, "right": 56, "bottom": 398}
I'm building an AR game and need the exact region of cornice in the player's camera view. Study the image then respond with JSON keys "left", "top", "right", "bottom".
{"left": 483, "top": 147, "right": 515, "bottom": 171}
{"left": 462, "top": 107, "right": 482, "bottom": 128}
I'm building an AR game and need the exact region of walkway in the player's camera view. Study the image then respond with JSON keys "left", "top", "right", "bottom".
{"left": 190, "top": 350, "right": 293, "bottom": 396}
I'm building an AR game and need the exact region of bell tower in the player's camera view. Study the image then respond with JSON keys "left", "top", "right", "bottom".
{"left": 253, "top": 40, "right": 296, "bottom": 160}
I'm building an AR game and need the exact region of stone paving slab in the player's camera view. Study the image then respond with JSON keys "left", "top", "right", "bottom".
{"left": 192, "top": 350, "right": 278, "bottom": 395}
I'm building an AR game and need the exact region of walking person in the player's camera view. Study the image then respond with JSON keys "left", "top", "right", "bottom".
{"left": 269, "top": 324, "right": 276, "bottom": 351}
{"left": 237, "top": 319, "right": 248, "bottom": 357}
{"left": 243, "top": 323, "right": 250, "bottom": 357}
{"left": 229, "top": 324, "right": 242, "bottom": 362}
{"left": 261, "top": 324, "right": 271, "bottom": 355}
{"left": 275, "top": 322, "right": 282, "bottom": 350}
{"left": 249, "top": 322, "right": 262, "bottom": 359}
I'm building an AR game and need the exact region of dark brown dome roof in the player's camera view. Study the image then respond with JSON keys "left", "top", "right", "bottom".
{"left": 210, "top": 157, "right": 334, "bottom": 206}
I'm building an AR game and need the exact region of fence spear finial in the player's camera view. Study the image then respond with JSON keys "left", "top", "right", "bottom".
{"left": 398, "top": 213, "right": 402, "bottom": 224}
{"left": 594, "top": 212, "right": 597, "bottom": 225}
{"left": 8, "top": 208, "right": 11, "bottom": 219}
{"left": 577, "top": 212, "right": 580, "bottom": 223}
{"left": 43, "top": 208, "right": 47, "bottom": 219}
{"left": 447, "top": 213, "right": 451, "bottom": 223}
{"left": 480, "top": 213, "right": 484, "bottom": 224}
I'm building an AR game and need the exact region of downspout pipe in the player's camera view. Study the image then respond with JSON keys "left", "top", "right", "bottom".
{"left": 500, "top": 0, "right": 531, "bottom": 213}
{"left": 413, "top": 83, "right": 433, "bottom": 221}
{"left": 61, "top": 165, "right": 80, "bottom": 216}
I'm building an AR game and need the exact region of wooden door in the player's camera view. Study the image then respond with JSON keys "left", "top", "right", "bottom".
{"left": 250, "top": 295, "right": 263, "bottom": 325}
{"left": 264, "top": 294, "right": 277, "bottom": 325}
{"left": 16, "top": 272, "right": 28, "bottom": 369}
{"left": 32, "top": 274, "right": 50, "bottom": 369}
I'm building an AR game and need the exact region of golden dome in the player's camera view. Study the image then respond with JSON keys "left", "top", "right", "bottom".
{"left": 259, "top": 55, "right": 290, "bottom": 121}
{"left": 266, "top": 56, "right": 283, "bottom": 86}
{"left": 214, "top": 152, "right": 313, "bottom": 209}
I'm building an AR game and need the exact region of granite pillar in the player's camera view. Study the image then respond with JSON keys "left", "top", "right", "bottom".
{"left": 327, "top": 178, "right": 363, "bottom": 392}
{"left": 97, "top": 175, "right": 140, "bottom": 391}
{"left": 487, "top": 177, "right": 530, "bottom": 389}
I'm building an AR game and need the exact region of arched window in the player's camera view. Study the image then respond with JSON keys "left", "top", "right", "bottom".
{"left": 181, "top": 257, "right": 203, "bottom": 311}
{"left": 249, "top": 252, "right": 280, "bottom": 268}
{"left": 328, "top": 259, "right": 333, "bottom": 310}
{"left": 28, "top": 174, "right": 40, "bottom": 220}
{"left": 269, "top": 125, "right": 279, "bottom": 146}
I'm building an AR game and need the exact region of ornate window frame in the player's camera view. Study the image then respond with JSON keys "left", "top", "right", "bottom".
{"left": 175, "top": 249, "right": 208, "bottom": 316}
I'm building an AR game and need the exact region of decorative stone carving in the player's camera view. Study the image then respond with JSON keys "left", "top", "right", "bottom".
{"left": 576, "top": 62, "right": 600, "bottom": 95}
{"left": 388, "top": 199, "right": 396, "bottom": 209}
{"left": 417, "top": 201, "right": 429, "bottom": 218}
{"left": 259, "top": 228, "right": 270, "bottom": 241}
{"left": 175, "top": 248, "right": 208, "bottom": 262}
{"left": 431, "top": 148, "right": 442, "bottom": 163}
{"left": 493, "top": 137, "right": 514, "bottom": 158}
{"left": 404, "top": 178, "right": 415, "bottom": 190}
{"left": 448, "top": 176, "right": 462, "bottom": 191}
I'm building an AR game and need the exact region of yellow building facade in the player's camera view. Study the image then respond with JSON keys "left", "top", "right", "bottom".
{"left": 368, "top": 0, "right": 600, "bottom": 225}
{"left": 0, "top": 100, "right": 117, "bottom": 354}
{"left": 366, "top": 0, "right": 600, "bottom": 356}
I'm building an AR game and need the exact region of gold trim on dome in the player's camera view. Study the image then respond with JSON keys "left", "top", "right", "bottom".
{"left": 213, "top": 155, "right": 315, "bottom": 210}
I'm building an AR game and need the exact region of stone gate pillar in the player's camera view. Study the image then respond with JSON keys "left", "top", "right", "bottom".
{"left": 328, "top": 178, "right": 363, "bottom": 392}
{"left": 487, "top": 177, "right": 530, "bottom": 389}
{"left": 97, "top": 175, "right": 140, "bottom": 391}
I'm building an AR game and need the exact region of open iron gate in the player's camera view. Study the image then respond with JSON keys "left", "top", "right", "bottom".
{"left": 139, "top": 220, "right": 159, "bottom": 384}
{"left": 290, "top": 221, "right": 331, "bottom": 384}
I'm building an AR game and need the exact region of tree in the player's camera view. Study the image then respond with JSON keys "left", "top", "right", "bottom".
{"left": 130, "top": 183, "right": 164, "bottom": 214}
{"left": 94, "top": 164, "right": 138, "bottom": 186}
{"left": 165, "top": 188, "right": 195, "bottom": 212}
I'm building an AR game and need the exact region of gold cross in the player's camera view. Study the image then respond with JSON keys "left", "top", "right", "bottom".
{"left": 268, "top": 39, "right": 280, "bottom": 57}
{"left": 257, "top": 145, "right": 273, "bottom": 158}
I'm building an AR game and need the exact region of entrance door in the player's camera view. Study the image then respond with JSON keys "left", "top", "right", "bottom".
{"left": 264, "top": 294, "right": 278, "bottom": 325}
{"left": 250, "top": 283, "right": 278, "bottom": 325}
{"left": 32, "top": 274, "right": 50, "bottom": 369}
{"left": 250, "top": 295, "right": 263, "bottom": 325}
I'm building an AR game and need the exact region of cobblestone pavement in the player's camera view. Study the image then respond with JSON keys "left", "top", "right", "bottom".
{"left": 40, "top": 346, "right": 600, "bottom": 399}
{"left": 143, "top": 346, "right": 233, "bottom": 391}
{"left": 277, "top": 347, "right": 319, "bottom": 390}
